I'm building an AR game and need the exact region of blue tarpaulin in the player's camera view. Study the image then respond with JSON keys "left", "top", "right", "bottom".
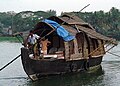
{"left": 42, "top": 19, "right": 75, "bottom": 41}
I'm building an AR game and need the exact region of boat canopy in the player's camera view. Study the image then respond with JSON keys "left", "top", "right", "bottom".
{"left": 42, "top": 19, "right": 75, "bottom": 41}
{"left": 34, "top": 14, "right": 117, "bottom": 45}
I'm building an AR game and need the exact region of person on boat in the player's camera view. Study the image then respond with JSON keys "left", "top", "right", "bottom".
{"left": 41, "top": 38, "right": 51, "bottom": 55}
{"left": 27, "top": 30, "right": 40, "bottom": 56}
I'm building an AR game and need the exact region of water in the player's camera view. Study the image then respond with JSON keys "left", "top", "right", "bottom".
{"left": 0, "top": 42, "right": 120, "bottom": 86}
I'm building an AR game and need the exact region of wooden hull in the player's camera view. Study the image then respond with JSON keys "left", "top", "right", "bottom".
{"left": 21, "top": 48, "right": 103, "bottom": 81}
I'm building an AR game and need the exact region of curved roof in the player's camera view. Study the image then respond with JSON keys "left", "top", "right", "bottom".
{"left": 34, "top": 14, "right": 117, "bottom": 45}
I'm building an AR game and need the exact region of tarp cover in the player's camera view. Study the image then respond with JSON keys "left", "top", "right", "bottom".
{"left": 43, "top": 19, "right": 75, "bottom": 41}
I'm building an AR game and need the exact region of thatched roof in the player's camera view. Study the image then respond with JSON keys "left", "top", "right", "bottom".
{"left": 47, "top": 14, "right": 118, "bottom": 45}
{"left": 77, "top": 25, "right": 117, "bottom": 44}
{"left": 34, "top": 14, "right": 117, "bottom": 45}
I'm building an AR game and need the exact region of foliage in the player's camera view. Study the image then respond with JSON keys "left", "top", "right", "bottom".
{"left": 0, "top": 8, "right": 120, "bottom": 40}
{"left": 0, "top": 12, "right": 12, "bottom": 27}
{"left": 13, "top": 10, "right": 56, "bottom": 32}
{"left": 73, "top": 7, "right": 120, "bottom": 40}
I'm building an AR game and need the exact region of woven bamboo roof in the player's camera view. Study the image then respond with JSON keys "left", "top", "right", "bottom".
{"left": 34, "top": 14, "right": 118, "bottom": 45}
{"left": 58, "top": 14, "right": 118, "bottom": 45}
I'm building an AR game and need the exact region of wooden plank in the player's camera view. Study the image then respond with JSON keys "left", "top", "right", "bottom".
{"left": 64, "top": 42, "right": 70, "bottom": 60}
{"left": 73, "top": 38, "right": 79, "bottom": 54}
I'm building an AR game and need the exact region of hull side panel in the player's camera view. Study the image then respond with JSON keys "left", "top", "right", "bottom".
{"left": 21, "top": 48, "right": 103, "bottom": 81}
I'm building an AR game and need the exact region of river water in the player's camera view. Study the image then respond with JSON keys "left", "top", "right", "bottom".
{"left": 0, "top": 42, "right": 120, "bottom": 86}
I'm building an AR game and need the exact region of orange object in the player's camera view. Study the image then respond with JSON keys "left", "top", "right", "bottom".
{"left": 41, "top": 39, "right": 51, "bottom": 54}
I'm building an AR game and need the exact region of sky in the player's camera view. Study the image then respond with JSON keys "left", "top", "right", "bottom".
{"left": 0, "top": 0, "right": 120, "bottom": 15}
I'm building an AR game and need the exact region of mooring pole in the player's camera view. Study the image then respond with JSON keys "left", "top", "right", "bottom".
{"left": 0, "top": 54, "right": 21, "bottom": 71}
{"left": 79, "top": 4, "right": 90, "bottom": 12}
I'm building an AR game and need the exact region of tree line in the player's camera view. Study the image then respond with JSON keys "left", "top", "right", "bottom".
{"left": 74, "top": 7, "right": 120, "bottom": 40}
{"left": 0, "top": 7, "right": 120, "bottom": 40}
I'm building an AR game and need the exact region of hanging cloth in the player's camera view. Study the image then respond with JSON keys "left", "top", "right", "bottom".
{"left": 42, "top": 19, "right": 75, "bottom": 41}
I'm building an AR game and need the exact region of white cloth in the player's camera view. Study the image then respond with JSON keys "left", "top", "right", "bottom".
{"left": 28, "top": 34, "right": 40, "bottom": 44}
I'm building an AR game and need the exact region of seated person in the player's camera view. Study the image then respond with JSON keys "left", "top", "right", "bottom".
{"left": 41, "top": 38, "right": 51, "bottom": 55}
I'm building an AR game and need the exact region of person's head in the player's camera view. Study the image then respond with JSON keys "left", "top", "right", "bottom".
{"left": 29, "top": 30, "right": 33, "bottom": 36}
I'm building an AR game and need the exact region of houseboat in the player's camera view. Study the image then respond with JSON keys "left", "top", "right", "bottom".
{"left": 21, "top": 14, "right": 117, "bottom": 81}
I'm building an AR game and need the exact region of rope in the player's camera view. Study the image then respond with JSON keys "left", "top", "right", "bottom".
{"left": 112, "top": 51, "right": 120, "bottom": 53}
{"left": 107, "top": 51, "right": 120, "bottom": 58}
{"left": 15, "top": 35, "right": 23, "bottom": 44}
{"left": 87, "top": 43, "right": 116, "bottom": 58}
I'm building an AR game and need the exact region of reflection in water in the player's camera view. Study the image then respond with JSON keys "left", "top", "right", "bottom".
{"left": 24, "top": 66, "right": 104, "bottom": 86}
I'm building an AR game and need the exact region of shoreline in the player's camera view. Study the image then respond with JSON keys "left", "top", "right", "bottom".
{"left": 0, "top": 36, "right": 22, "bottom": 42}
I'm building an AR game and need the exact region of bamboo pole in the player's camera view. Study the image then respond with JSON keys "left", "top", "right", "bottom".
{"left": 105, "top": 45, "right": 115, "bottom": 53}
{"left": 87, "top": 43, "right": 105, "bottom": 56}
{"left": 0, "top": 54, "right": 21, "bottom": 71}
